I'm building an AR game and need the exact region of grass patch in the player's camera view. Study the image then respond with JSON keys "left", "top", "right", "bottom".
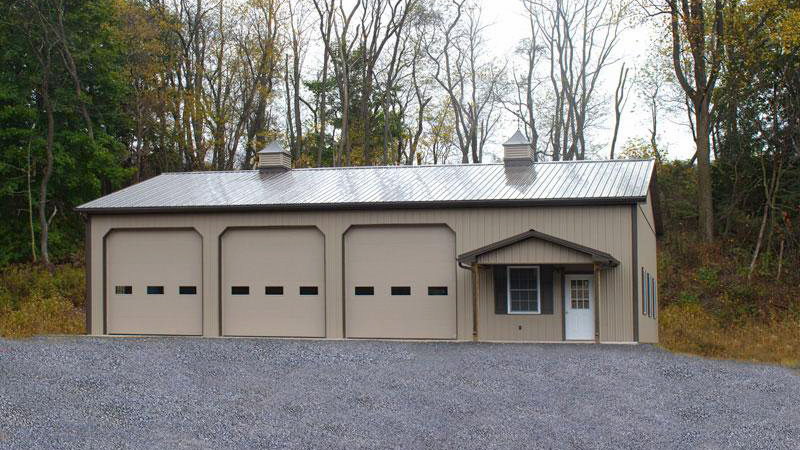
{"left": 659, "top": 303, "right": 800, "bottom": 368}
{"left": 0, "top": 264, "right": 85, "bottom": 338}
{"left": 658, "top": 231, "right": 800, "bottom": 368}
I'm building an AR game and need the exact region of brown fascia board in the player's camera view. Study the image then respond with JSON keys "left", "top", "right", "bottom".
{"left": 457, "top": 228, "right": 620, "bottom": 267}
{"left": 75, "top": 196, "right": 646, "bottom": 215}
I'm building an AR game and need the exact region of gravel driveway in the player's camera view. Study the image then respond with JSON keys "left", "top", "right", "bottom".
{"left": 0, "top": 337, "right": 798, "bottom": 449}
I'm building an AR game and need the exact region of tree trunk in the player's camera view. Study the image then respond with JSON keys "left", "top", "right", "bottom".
{"left": 695, "top": 111, "right": 714, "bottom": 241}
{"left": 26, "top": 127, "right": 37, "bottom": 263}
{"left": 39, "top": 84, "right": 55, "bottom": 267}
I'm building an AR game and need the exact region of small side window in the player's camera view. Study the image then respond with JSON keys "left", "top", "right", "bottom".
{"left": 354, "top": 286, "right": 374, "bottom": 296}
{"left": 428, "top": 286, "right": 448, "bottom": 296}
{"left": 147, "top": 286, "right": 164, "bottom": 295}
{"left": 391, "top": 286, "right": 411, "bottom": 296}
{"left": 299, "top": 286, "right": 318, "bottom": 296}
{"left": 231, "top": 286, "right": 249, "bottom": 295}
{"left": 265, "top": 286, "right": 283, "bottom": 295}
{"left": 641, "top": 268, "right": 647, "bottom": 316}
{"left": 179, "top": 286, "right": 197, "bottom": 295}
{"left": 115, "top": 285, "right": 132, "bottom": 295}
{"left": 646, "top": 272, "right": 653, "bottom": 317}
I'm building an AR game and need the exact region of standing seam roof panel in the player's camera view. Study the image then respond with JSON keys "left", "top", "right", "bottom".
{"left": 76, "top": 160, "right": 655, "bottom": 211}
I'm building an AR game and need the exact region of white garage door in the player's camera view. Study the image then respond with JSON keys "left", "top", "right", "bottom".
{"left": 345, "top": 226, "right": 457, "bottom": 339}
{"left": 106, "top": 229, "right": 203, "bottom": 335}
{"left": 221, "top": 227, "right": 325, "bottom": 337}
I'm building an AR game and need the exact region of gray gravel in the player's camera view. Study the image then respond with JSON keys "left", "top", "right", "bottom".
{"left": 0, "top": 337, "right": 798, "bottom": 450}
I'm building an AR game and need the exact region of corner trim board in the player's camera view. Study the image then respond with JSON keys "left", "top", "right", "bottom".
{"left": 85, "top": 217, "right": 92, "bottom": 334}
{"left": 631, "top": 205, "right": 639, "bottom": 342}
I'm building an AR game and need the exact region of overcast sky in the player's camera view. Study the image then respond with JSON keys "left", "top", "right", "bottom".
{"left": 476, "top": 0, "right": 695, "bottom": 160}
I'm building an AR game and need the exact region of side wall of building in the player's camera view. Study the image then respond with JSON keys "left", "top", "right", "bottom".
{"left": 637, "top": 192, "right": 659, "bottom": 343}
{"left": 88, "top": 203, "right": 641, "bottom": 342}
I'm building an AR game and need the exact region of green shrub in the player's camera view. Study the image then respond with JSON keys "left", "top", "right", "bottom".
{"left": 0, "top": 294, "right": 84, "bottom": 338}
{"left": 0, "top": 264, "right": 85, "bottom": 338}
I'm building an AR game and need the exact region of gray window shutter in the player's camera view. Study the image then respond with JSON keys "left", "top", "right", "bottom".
{"left": 540, "top": 266, "right": 554, "bottom": 315}
{"left": 493, "top": 266, "right": 507, "bottom": 314}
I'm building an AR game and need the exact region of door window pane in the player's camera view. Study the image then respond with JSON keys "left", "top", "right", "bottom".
{"left": 570, "top": 279, "right": 590, "bottom": 309}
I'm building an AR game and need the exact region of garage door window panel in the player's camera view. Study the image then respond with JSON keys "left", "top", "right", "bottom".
{"left": 179, "top": 286, "right": 197, "bottom": 295}
{"left": 428, "top": 286, "right": 448, "bottom": 296}
{"left": 231, "top": 286, "right": 250, "bottom": 295}
{"left": 391, "top": 286, "right": 411, "bottom": 296}
{"left": 299, "top": 286, "right": 318, "bottom": 296}
{"left": 115, "top": 286, "right": 132, "bottom": 295}
{"left": 265, "top": 286, "right": 283, "bottom": 295}
{"left": 147, "top": 286, "right": 164, "bottom": 295}
{"left": 507, "top": 266, "right": 540, "bottom": 314}
{"left": 355, "top": 286, "right": 374, "bottom": 296}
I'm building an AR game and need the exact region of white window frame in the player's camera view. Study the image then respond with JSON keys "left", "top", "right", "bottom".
{"left": 507, "top": 265, "right": 541, "bottom": 315}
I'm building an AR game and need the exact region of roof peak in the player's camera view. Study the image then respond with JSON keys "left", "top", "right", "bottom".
{"left": 503, "top": 130, "right": 530, "bottom": 146}
{"left": 157, "top": 158, "right": 654, "bottom": 176}
{"left": 258, "top": 141, "right": 288, "bottom": 154}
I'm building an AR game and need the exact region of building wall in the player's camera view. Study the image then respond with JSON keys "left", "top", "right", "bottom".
{"left": 478, "top": 267, "right": 563, "bottom": 341}
{"left": 637, "top": 192, "right": 659, "bottom": 343}
{"left": 87, "top": 203, "right": 641, "bottom": 342}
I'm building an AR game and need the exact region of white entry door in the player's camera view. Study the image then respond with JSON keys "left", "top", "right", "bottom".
{"left": 565, "top": 275, "right": 594, "bottom": 340}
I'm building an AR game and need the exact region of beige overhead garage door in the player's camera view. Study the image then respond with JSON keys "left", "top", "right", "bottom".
{"left": 106, "top": 229, "right": 203, "bottom": 335}
{"left": 221, "top": 227, "right": 325, "bottom": 337}
{"left": 345, "top": 226, "right": 457, "bottom": 339}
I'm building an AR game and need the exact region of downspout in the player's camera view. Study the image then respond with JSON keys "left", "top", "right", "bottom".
{"left": 594, "top": 263, "right": 600, "bottom": 344}
{"left": 472, "top": 264, "right": 480, "bottom": 341}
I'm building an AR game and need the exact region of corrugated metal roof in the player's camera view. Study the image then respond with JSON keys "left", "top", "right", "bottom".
{"left": 76, "top": 159, "right": 654, "bottom": 213}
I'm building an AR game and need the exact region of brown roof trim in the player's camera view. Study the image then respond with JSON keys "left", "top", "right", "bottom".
{"left": 75, "top": 196, "right": 645, "bottom": 215}
{"left": 457, "top": 229, "right": 620, "bottom": 267}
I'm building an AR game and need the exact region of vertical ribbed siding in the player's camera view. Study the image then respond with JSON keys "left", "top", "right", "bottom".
{"left": 637, "top": 193, "right": 659, "bottom": 343}
{"left": 476, "top": 239, "right": 593, "bottom": 265}
{"left": 89, "top": 203, "right": 636, "bottom": 342}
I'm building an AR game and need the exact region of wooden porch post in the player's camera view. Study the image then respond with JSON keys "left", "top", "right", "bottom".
{"left": 594, "top": 263, "right": 601, "bottom": 343}
{"left": 472, "top": 264, "right": 480, "bottom": 341}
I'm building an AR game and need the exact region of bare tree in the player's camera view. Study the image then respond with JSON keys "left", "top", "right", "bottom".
{"left": 526, "top": 0, "right": 626, "bottom": 160}
{"left": 506, "top": 2, "right": 543, "bottom": 159}
{"left": 635, "top": 43, "right": 678, "bottom": 163}
{"left": 312, "top": 0, "right": 335, "bottom": 166}
{"left": 665, "top": 0, "right": 726, "bottom": 241}
{"left": 426, "top": 1, "right": 505, "bottom": 163}
{"left": 19, "top": 1, "right": 59, "bottom": 266}
{"left": 314, "top": 0, "right": 361, "bottom": 166}
{"left": 609, "top": 62, "right": 630, "bottom": 159}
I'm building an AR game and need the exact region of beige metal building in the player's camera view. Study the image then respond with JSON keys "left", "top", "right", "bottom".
{"left": 78, "top": 131, "right": 660, "bottom": 343}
